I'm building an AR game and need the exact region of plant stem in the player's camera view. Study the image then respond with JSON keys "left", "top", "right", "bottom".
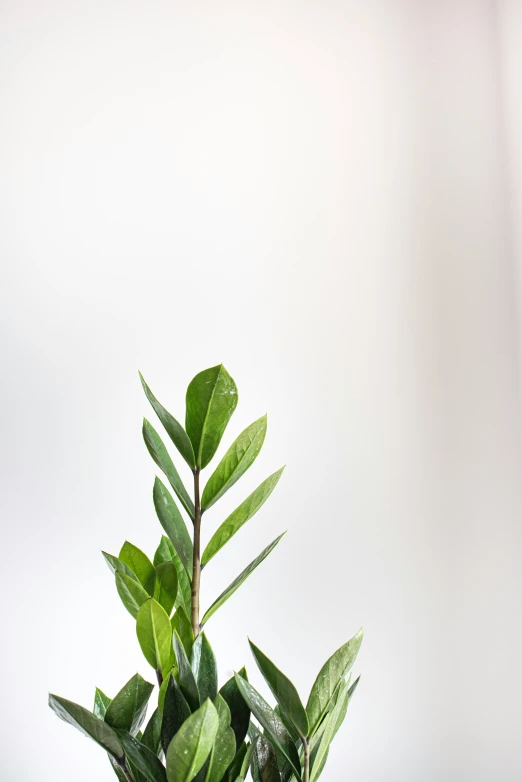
{"left": 303, "top": 738, "right": 310, "bottom": 782}
{"left": 191, "top": 468, "right": 202, "bottom": 637}
{"left": 119, "top": 757, "right": 134, "bottom": 782}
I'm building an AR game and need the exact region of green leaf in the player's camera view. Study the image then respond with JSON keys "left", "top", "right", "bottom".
{"left": 93, "top": 688, "right": 111, "bottom": 719}
{"left": 306, "top": 628, "right": 363, "bottom": 736}
{"left": 102, "top": 552, "right": 140, "bottom": 583}
{"left": 136, "top": 599, "right": 173, "bottom": 674}
{"left": 140, "top": 372, "right": 195, "bottom": 469}
{"left": 201, "top": 533, "right": 286, "bottom": 626}
{"left": 237, "top": 743, "right": 254, "bottom": 781}
{"left": 155, "top": 536, "right": 192, "bottom": 615}
{"left": 161, "top": 674, "right": 191, "bottom": 754}
{"left": 201, "top": 416, "right": 267, "bottom": 510}
{"left": 252, "top": 734, "right": 280, "bottom": 782}
{"left": 143, "top": 418, "right": 195, "bottom": 519}
{"left": 225, "top": 742, "right": 247, "bottom": 781}
{"left": 190, "top": 633, "right": 218, "bottom": 703}
{"left": 49, "top": 694, "right": 123, "bottom": 759}
{"left": 219, "top": 668, "right": 250, "bottom": 750}
{"left": 105, "top": 674, "right": 154, "bottom": 736}
{"left": 153, "top": 477, "right": 193, "bottom": 579}
{"left": 173, "top": 630, "right": 200, "bottom": 712}
{"left": 274, "top": 705, "right": 299, "bottom": 744}
{"left": 109, "top": 756, "right": 129, "bottom": 782}
{"left": 154, "top": 562, "right": 178, "bottom": 616}
{"left": 233, "top": 676, "right": 301, "bottom": 780}
{"left": 119, "top": 542, "right": 156, "bottom": 595}
{"left": 171, "top": 606, "right": 194, "bottom": 657}
{"left": 204, "top": 695, "right": 236, "bottom": 782}
{"left": 185, "top": 365, "right": 238, "bottom": 469}
{"left": 202, "top": 468, "right": 285, "bottom": 565}
{"left": 116, "top": 730, "right": 167, "bottom": 782}
{"left": 165, "top": 699, "right": 219, "bottom": 782}
{"left": 310, "top": 680, "right": 349, "bottom": 782}
{"left": 116, "top": 572, "right": 150, "bottom": 618}
{"left": 142, "top": 708, "right": 162, "bottom": 756}
{"left": 249, "top": 640, "right": 308, "bottom": 738}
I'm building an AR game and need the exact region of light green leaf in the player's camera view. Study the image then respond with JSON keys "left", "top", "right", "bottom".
{"left": 233, "top": 676, "right": 301, "bottom": 780}
{"left": 105, "top": 674, "right": 154, "bottom": 736}
{"left": 249, "top": 640, "right": 308, "bottom": 738}
{"left": 153, "top": 478, "right": 193, "bottom": 579}
{"left": 93, "top": 688, "right": 111, "bottom": 719}
{"left": 102, "top": 552, "right": 140, "bottom": 583}
{"left": 173, "top": 630, "right": 200, "bottom": 712}
{"left": 185, "top": 365, "right": 238, "bottom": 469}
{"left": 140, "top": 372, "right": 195, "bottom": 469}
{"left": 219, "top": 667, "right": 250, "bottom": 750}
{"left": 171, "top": 606, "right": 194, "bottom": 657}
{"left": 119, "top": 542, "right": 156, "bottom": 595}
{"left": 165, "top": 699, "right": 219, "bottom": 782}
{"left": 116, "top": 572, "right": 150, "bottom": 619}
{"left": 161, "top": 674, "right": 192, "bottom": 754}
{"left": 154, "top": 536, "right": 192, "bottom": 615}
{"left": 238, "top": 743, "right": 254, "bottom": 781}
{"left": 202, "top": 468, "right": 285, "bottom": 566}
{"left": 201, "top": 416, "right": 267, "bottom": 510}
{"left": 116, "top": 730, "right": 167, "bottom": 782}
{"left": 204, "top": 694, "right": 236, "bottom": 782}
{"left": 253, "top": 734, "right": 280, "bottom": 782}
{"left": 310, "top": 680, "right": 349, "bottom": 782}
{"left": 143, "top": 418, "right": 195, "bottom": 519}
{"left": 136, "top": 599, "right": 173, "bottom": 674}
{"left": 154, "top": 562, "right": 178, "bottom": 616}
{"left": 49, "top": 694, "right": 123, "bottom": 759}
{"left": 306, "top": 628, "right": 363, "bottom": 736}
{"left": 201, "top": 534, "right": 286, "bottom": 626}
{"left": 190, "top": 633, "right": 218, "bottom": 703}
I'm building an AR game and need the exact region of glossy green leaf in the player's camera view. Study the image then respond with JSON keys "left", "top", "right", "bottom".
{"left": 274, "top": 705, "right": 300, "bottom": 744}
{"left": 155, "top": 536, "right": 192, "bottom": 615}
{"left": 225, "top": 742, "right": 247, "bottom": 781}
{"left": 190, "top": 633, "right": 218, "bottom": 703}
{"left": 253, "top": 734, "right": 280, "bottom": 782}
{"left": 171, "top": 606, "right": 194, "bottom": 657}
{"left": 93, "top": 688, "right": 111, "bottom": 719}
{"left": 105, "top": 674, "right": 154, "bottom": 736}
{"left": 219, "top": 668, "right": 250, "bottom": 750}
{"left": 140, "top": 372, "right": 195, "bottom": 469}
{"left": 142, "top": 708, "right": 162, "bottom": 756}
{"left": 249, "top": 640, "right": 308, "bottom": 738}
{"left": 49, "top": 694, "right": 123, "bottom": 759}
{"left": 201, "top": 416, "right": 267, "bottom": 510}
{"left": 143, "top": 418, "right": 195, "bottom": 518}
{"left": 185, "top": 365, "right": 238, "bottom": 469}
{"left": 173, "top": 630, "right": 200, "bottom": 712}
{"left": 116, "top": 730, "right": 167, "bottom": 782}
{"left": 161, "top": 674, "right": 191, "bottom": 754}
{"left": 119, "top": 542, "right": 156, "bottom": 595}
{"left": 201, "top": 533, "right": 286, "bottom": 626}
{"left": 116, "top": 572, "right": 150, "bottom": 618}
{"left": 102, "top": 552, "right": 140, "bottom": 583}
{"left": 154, "top": 562, "right": 178, "bottom": 616}
{"left": 202, "top": 468, "right": 285, "bottom": 565}
{"left": 153, "top": 477, "right": 193, "bottom": 579}
{"left": 233, "top": 675, "right": 301, "bottom": 780}
{"left": 306, "top": 628, "right": 363, "bottom": 736}
{"left": 204, "top": 695, "right": 236, "bottom": 782}
{"left": 165, "top": 699, "right": 219, "bottom": 782}
{"left": 310, "top": 680, "right": 349, "bottom": 782}
{"left": 136, "top": 599, "right": 173, "bottom": 674}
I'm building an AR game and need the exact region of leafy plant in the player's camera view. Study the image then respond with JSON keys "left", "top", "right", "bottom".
{"left": 49, "top": 365, "right": 363, "bottom": 781}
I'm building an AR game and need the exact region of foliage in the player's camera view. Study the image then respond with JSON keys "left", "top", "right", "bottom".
{"left": 49, "top": 365, "right": 363, "bottom": 781}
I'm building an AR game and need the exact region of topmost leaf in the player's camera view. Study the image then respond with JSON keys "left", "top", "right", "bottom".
{"left": 140, "top": 373, "right": 196, "bottom": 469}
{"left": 185, "top": 365, "right": 238, "bottom": 469}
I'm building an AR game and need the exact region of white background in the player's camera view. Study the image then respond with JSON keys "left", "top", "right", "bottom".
{"left": 2, "top": 2, "right": 522, "bottom": 780}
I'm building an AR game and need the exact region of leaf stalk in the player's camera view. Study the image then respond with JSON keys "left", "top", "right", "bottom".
{"left": 191, "top": 468, "right": 202, "bottom": 637}
{"left": 303, "top": 737, "right": 310, "bottom": 782}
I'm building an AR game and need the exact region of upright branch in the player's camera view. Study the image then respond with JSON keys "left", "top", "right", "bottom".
{"left": 303, "top": 738, "right": 310, "bottom": 782}
{"left": 191, "top": 468, "right": 202, "bottom": 637}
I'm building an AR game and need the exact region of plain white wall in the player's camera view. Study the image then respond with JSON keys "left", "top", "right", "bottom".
{"left": 1, "top": 2, "right": 521, "bottom": 781}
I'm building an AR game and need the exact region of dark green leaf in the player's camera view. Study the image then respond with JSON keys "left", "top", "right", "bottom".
{"left": 201, "top": 416, "right": 267, "bottom": 510}
{"left": 205, "top": 695, "right": 236, "bottom": 782}
{"left": 143, "top": 418, "right": 195, "bottom": 518}
{"left": 49, "top": 694, "right": 123, "bottom": 759}
{"left": 219, "top": 668, "right": 250, "bottom": 750}
{"left": 165, "top": 699, "right": 219, "bottom": 782}
{"left": 116, "top": 572, "right": 150, "bottom": 618}
{"left": 185, "top": 365, "right": 238, "bottom": 469}
{"left": 161, "top": 674, "right": 191, "bottom": 754}
{"left": 142, "top": 708, "right": 162, "bottom": 756}
{"left": 202, "top": 468, "right": 285, "bottom": 565}
{"left": 102, "top": 551, "right": 140, "bottom": 583}
{"left": 225, "top": 742, "right": 247, "bottom": 781}
{"left": 140, "top": 372, "right": 196, "bottom": 469}
{"left": 116, "top": 730, "right": 167, "bottom": 782}
{"left": 154, "top": 562, "right": 178, "bottom": 616}
{"left": 201, "top": 534, "right": 286, "bottom": 626}
{"left": 171, "top": 606, "right": 194, "bottom": 657}
{"left": 153, "top": 477, "right": 193, "bottom": 579}
{"left": 274, "top": 705, "right": 299, "bottom": 744}
{"left": 105, "top": 674, "right": 154, "bottom": 736}
{"left": 93, "top": 688, "right": 111, "bottom": 719}
{"left": 306, "top": 628, "right": 363, "bottom": 736}
{"left": 173, "top": 630, "right": 200, "bottom": 712}
{"left": 119, "top": 542, "right": 156, "bottom": 595}
{"left": 136, "top": 599, "right": 173, "bottom": 674}
{"left": 109, "top": 756, "right": 128, "bottom": 782}
{"left": 190, "top": 633, "right": 218, "bottom": 703}
{"left": 253, "top": 735, "right": 280, "bottom": 782}
{"left": 233, "top": 676, "right": 301, "bottom": 780}
{"left": 249, "top": 640, "right": 308, "bottom": 738}
{"left": 237, "top": 743, "right": 254, "bottom": 781}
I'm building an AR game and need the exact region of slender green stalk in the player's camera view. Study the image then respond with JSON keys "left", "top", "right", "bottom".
{"left": 303, "top": 738, "right": 310, "bottom": 782}
{"left": 191, "top": 468, "right": 202, "bottom": 637}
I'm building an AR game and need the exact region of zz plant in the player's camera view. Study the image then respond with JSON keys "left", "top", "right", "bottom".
{"left": 49, "top": 365, "right": 363, "bottom": 782}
